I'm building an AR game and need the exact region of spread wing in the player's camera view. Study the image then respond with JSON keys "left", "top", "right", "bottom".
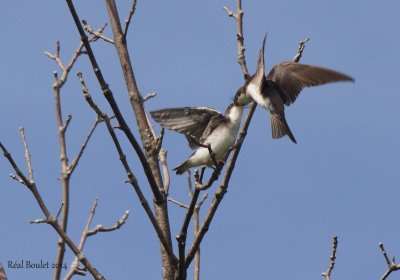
{"left": 266, "top": 61, "right": 354, "bottom": 106}
{"left": 150, "top": 107, "right": 222, "bottom": 149}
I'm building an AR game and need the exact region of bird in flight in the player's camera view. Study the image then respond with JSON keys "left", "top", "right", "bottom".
{"left": 235, "top": 34, "right": 354, "bottom": 143}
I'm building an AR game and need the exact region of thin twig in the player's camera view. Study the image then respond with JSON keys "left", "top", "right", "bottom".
{"left": 198, "top": 193, "right": 208, "bottom": 207}
{"left": 87, "top": 210, "right": 130, "bottom": 236}
{"left": 66, "top": 0, "right": 164, "bottom": 203}
{"left": 45, "top": 24, "right": 107, "bottom": 87}
{"left": 379, "top": 243, "right": 400, "bottom": 280}
{"left": 9, "top": 173, "right": 24, "bottom": 185}
{"left": 160, "top": 149, "right": 170, "bottom": 194}
{"left": 293, "top": 37, "right": 310, "bottom": 63}
{"left": 55, "top": 203, "right": 65, "bottom": 220}
{"left": 168, "top": 198, "right": 189, "bottom": 209}
{"left": 45, "top": 34, "right": 106, "bottom": 277}
{"left": 176, "top": 189, "right": 201, "bottom": 279}
{"left": 193, "top": 192, "right": 208, "bottom": 280}
{"left": 77, "top": 72, "right": 176, "bottom": 263}
{"left": 0, "top": 143, "right": 105, "bottom": 280}
{"left": 142, "top": 92, "right": 157, "bottom": 102}
{"left": 69, "top": 117, "right": 102, "bottom": 174}
{"left": 65, "top": 198, "right": 99, "bottom": 279}
{"left": 193, "top": 205, "right": 200, "bottom": 280}
{"left": 19, "top": 127, "right": 34, "bottom": 183}
{"left": 224, "top": 0, "right": 250, "bottom": 80}
{"left": 44, "top": 41, "right": 65, "bottom": 70}
{"left": 184, "top": 0, "right": 254, "bottom": 269}
{"left": 322, "top": 236, "right": 338, "bottom": 280}
{"left": 53, "top": 61, "right": 71, "bottom": 280}
{"left": 123, "top": 0, "right": 137, "bottom": 39}
{"left": 0, "top": 143, "right": 30, "bottom": 189}
{"left": 185, "top": 101, "right": 257, "bottom": 268}
{"left": 29, "top": 219, "right": 47, "bottom": 224}
{"left": 102, "top": 3, "right": 175, "bottom": 273}
{"left": 82, "top": 20, "right": 114, "bottom": 44}
{"left": 187, "top": 170, "right": 194, "bottom": 197}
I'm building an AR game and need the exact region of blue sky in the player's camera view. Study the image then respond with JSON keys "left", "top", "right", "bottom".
{"left": 1, "top": 0, "right": 399, "bottom": 279}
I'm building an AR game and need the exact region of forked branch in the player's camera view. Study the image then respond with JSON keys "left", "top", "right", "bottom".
{"left": 65, "top": 198, "right": 130, "bottom": 279}
{"left": 379, "top": 243, "right": 400, "bottom": 280}
{"left": 77, "top": 72, "right": 176, "bottom": 262}
{"left": 0, "top": 142, "right": 105, "bottom": 280}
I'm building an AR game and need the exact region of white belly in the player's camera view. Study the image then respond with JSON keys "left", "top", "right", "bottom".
{"left": 188, "top": 125, "right": 238, "bottom": 167}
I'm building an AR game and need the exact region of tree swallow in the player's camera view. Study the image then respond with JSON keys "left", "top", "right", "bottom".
{"left": 150, "top": 102, "right": 243, "bottom": 175}
{"left": 236, "top": 35, "right": 354, "bottom": 143}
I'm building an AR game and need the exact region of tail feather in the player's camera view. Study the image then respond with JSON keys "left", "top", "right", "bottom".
{"left": 270, "top": 113, "right": 297, "bottom": 144}
{"left": 173, "top": 160, "right": 190, "bottom": 175}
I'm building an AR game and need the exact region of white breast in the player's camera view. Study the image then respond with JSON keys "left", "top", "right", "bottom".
{"left": 246, "top": 83, "right": 268, "bottom": 108}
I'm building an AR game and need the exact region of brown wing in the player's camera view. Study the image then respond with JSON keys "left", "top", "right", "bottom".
{"left": 150, "top": 107, "right": 222, "bottom": 148}
{"left": 266, "top": 61, "right": 354, "bottom": 106}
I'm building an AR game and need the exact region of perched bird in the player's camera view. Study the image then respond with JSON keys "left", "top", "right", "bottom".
{"left": 150, "top": 102, "right": 243, "bottom": 175}
{"left": 236, "top": 35, "right": 354, "bottom": 143}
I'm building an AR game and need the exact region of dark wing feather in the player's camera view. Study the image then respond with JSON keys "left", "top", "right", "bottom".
{"left": 150, "top": 107, "right": 221, "bottom": 148}
{"left": 266, "top": 62, "right": 354, "bottom": 106}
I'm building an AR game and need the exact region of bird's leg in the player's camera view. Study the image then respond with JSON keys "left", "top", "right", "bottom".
{"left": 185, "top": 133, "right": 219, "bottom": 169}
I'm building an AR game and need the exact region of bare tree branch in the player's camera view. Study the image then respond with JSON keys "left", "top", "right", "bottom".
{"left": 19, "top": 127, "right": 34, "bottom": 182}
{"left": 142, "top": 91, "right": 157, "bottom": 102}
{"left": 160, "top": 149, "right": 170, "bottom": 194}
{"left": 322, "top": 236, "right": 338, "bottom": 280}
{"left": 293, "top": 37, "right": 310, "bottom": 63}
{"left": 44, "top": 41, "right": 65, "bottom": 71}
{"left": 45, "top": 25, "right": 107, "bottom": 87}
{"left": 65, "top": 0, "right": 165, "bottom": 203}
{"left": 104, "top": 0, "right": 168, "bottom": 199}
{"left": 82, "top": 20, "right": 114, "bottom": 44}
{"left": 53, "top": 66, "right": 72, "bottom": 280}
{"left": 183, "top": 0, "right": 255, "bottom": 270}
{"left": 65, "top": 199, "right": 128, "bottom": 279}
{"left": 77, "top": 72, "right": 177, "bottom": 263}
{"left": 69, "top": 117, "right": 101, "bottom": 174}
{"left": 168, "top": 198, "right": 189, "bottom": 209}
{"left": 193, "top": 193, "right": 208, "bottom": 280}
{"left": 185, "top": 101, "right": 257, "bottom": 268}
{"left": 45, "top": 26, "right": 107, "bottom": 279}
{"left": 379, "top": 243, "right": 400, "bottom": 280}
{"left": 123, "top": 0, "right": 137, "bottom": 39}
{"left": 0, "top": 143, "right": 105, "bottom": 280}
{"left": 87, "top": 210, "right": 130, "bottom": 236}
{"left": 176, "top": 188, "right": 201, "bottom": 279}
{"left": 223, "top": 0, "right": 250, "bottom": 80}
{"left": 55, "top": 203, "right": 65, "bottom": 220}
{"left": 65, "top": 198, "right": 99, "bottom": 279}
{"left": 187, "top": 170, "right": 194, "bottom": 196}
